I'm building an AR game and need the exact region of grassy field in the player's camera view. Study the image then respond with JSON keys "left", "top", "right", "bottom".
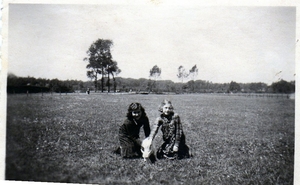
{"left": 5, "top": 93, "right": 294, "bottom": 184}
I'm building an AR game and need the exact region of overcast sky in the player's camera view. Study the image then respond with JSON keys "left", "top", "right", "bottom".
{"left": 8, "top": 4, "right": 296, "bottom": 85}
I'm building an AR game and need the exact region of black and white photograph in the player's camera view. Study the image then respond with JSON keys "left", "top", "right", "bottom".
{"left": 1, "top": 0, "right": 298, "bottom": 184}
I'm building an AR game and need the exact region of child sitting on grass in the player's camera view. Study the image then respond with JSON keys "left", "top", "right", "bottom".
{"left": 148, "top": 100, "right": 191, "bottom": 160}
{"left": 114, "top": 102, "right": 151, "bottom": 158}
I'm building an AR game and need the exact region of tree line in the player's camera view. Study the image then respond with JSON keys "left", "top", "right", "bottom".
{"left": 6, "top": 38, "right": 295, "bottom": 94}
{"left": 7, "top": 73, "right": 295, "bottom": 94}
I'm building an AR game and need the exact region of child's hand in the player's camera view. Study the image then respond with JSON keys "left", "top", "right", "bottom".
{"left": 173, "top": 146, "right": 178, "bottom": 152}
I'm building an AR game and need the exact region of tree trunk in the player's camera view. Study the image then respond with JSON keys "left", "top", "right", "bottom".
{"left": 148, "top": 79, "right": 153, "bottom": 92}
{"left": 101, "top": 66, "right": 104, "bottom": 92}
{"left": 114, "top": 78, "right": 116, "bottom": 92}
{"left": 94, "top": 75, "right": 97, "bottom": 92}
{"left": 107, "top": 73, "right": 111, "bottom": 93}
{"left": 111, "top": 73, "right": 116, "bottom": 92}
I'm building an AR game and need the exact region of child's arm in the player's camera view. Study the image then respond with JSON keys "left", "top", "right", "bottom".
{"left": 174, "top": 114, "right": 183, "bottom": 150}
{"left": 149, "top": 117, "right": 162, "bottom": 141}
{"left": 143, "top": 117, "right": 151, "bottom": 138}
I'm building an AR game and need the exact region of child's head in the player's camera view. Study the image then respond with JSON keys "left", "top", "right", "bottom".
{"left": 158, "top": 100, "right": 174, "bottom": 115}
{"left": 127, "top": 102, "right": 146, "bottom": 120}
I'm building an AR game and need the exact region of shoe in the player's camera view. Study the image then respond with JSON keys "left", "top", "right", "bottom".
{"left": 163, "top": 152, "right": 177, "bottom": 160}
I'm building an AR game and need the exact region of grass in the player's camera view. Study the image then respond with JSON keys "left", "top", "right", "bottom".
{"left": 5, "top": 93, "right": 294, "bottom": 184}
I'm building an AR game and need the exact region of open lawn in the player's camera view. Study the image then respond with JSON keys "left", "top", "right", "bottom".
{"left": 5, "top": 93, "right": 294, "bottom": 184}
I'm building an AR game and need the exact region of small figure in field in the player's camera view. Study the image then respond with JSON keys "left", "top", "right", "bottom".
{"left": 115, "top": 103, "right": 151, "bottom": 158}
{"left": 86, "top": 88, "right": 90, "bottom": 94}
{"left": 148, "top": 100, "right": 191, "bottom": 160}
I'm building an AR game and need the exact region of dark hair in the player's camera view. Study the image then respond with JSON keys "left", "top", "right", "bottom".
{"left": 126, "top": 102, "right": 147, "bottom": 120}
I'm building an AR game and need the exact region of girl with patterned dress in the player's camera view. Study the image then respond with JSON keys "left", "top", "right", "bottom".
{"left": 115, "top": 102, "right": 151, "bottom": 158}
{"left": 149, "top": 100, "right": 190, "bottom": 160}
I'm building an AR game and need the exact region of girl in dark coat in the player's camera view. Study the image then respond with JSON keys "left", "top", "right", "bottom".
{"left": 115, "top": 102, "right": 151, "bottom": 158}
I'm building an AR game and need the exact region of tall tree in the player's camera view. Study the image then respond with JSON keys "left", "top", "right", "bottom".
{"left": 177, "top": 66, "right": 189, "bottom": 83}
{"left": 149, "top": 65, "right": 162, "bottom": 80}
{"left": 149, "top": 65, "right": 161, "bottom": 92}
{"left": 84, "top": 39, "right": 113, "bottom": 92}
{"left": 189, "top": 65, "right": 198, "bottom": 81}
{"left": 107, "top": 60, "right": 121, "bottom": 92}
{"left": 189, "top": 65, "right": 198, "bottom": 92}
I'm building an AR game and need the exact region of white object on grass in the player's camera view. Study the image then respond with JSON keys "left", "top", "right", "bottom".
{"left": 141, "top": 137, "right": 155, "bottom": 161}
